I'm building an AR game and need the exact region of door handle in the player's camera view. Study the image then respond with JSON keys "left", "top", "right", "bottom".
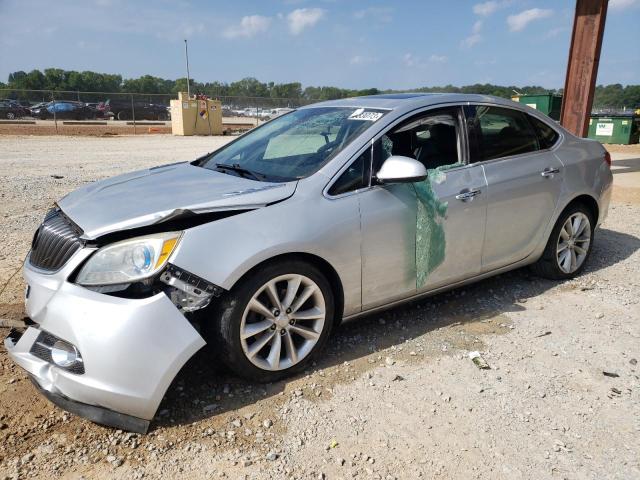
{"left": 541, "top": 167, "right": 560, "bottom": 177}
{"left": 455, "top": 188, "right": 481, "bottom": 201}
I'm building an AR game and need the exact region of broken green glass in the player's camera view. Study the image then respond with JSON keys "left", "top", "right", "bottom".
{"left": 414, "top": 163, "right": 462, "bottom": 288}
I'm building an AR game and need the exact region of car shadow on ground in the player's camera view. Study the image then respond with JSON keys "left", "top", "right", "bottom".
{"left": 150, "top": 226, "right": 640, "bottom": 431}
{"left": 611, "top": 157, "right": 640, "bottom": 175}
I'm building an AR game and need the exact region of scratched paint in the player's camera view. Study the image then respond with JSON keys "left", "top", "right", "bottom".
{"left": 414, "top": 163, "right": 462, "bottom": 288}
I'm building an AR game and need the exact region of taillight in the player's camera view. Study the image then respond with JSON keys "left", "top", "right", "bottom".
{"left": 604, "top": 151, "right": 612, "bottom": 167}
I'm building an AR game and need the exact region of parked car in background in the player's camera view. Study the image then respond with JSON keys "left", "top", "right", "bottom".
{"left": 1, "top": 99, "right": 31, "bottom": 117}
{"left": 30, "top": 101, "right": 96, "bottom": 120}
{"left": 269, "top": 107, "right": 295, "bottom": 118}
{"left": 0, "top": 100, "right": 26, "bottom": 119}
{"left": 104, "top": 99, "right": 169, "bottom": 121}
{"left": 5, "top": 93, "right": 612, "bottom": 433}
{"left": 86, "top": 103, "right": 103, "bottom": 118}
{"left": 94, "top": 102, "right": 109, "bottom": 119}
{"left": 26, "top": 102, "right": 48, "bottom": 116}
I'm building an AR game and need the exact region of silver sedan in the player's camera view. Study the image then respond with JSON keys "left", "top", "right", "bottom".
{"left": 5, "top": 93, "right": 613, "bottom": 432}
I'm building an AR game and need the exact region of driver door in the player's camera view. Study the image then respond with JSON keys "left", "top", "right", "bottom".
{"left": 358, "top": 106, "right": 487, "bottom": 309}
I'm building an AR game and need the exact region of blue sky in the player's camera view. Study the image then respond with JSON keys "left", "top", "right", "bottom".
{"left": 0, "top": 0, "right": 638, "bottom": 90}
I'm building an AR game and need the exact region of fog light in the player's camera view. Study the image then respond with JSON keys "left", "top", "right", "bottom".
{"left": 30, "top": 331, "right": 85, "bottom": 374}
{"left": 51, "top": 340, "right": 81, "bottom": 368}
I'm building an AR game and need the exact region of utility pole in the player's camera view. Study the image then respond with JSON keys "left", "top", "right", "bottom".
{"left": 184, "top": 39, "right": 191, "bottom": 98}
{"left": 560, "top": 0, "right": 608, "bottom": 137}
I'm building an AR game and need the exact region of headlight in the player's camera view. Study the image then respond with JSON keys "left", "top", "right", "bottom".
{"left": 76, "top": 232, "right": 181, "bottom": 286}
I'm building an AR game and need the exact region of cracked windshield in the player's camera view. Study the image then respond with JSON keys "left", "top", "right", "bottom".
{"left": 201, "top": 107, "right": 387, "bottom": 182}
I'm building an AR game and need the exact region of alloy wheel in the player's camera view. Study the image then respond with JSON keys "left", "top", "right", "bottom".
{"left": 556, "top": 212, "right": 591, "bottom": 274}
{"left": 240, "top": 274, "right": 326, "bottom": 371}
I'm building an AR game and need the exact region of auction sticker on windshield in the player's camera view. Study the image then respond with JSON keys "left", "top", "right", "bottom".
{"left": 349, "top": 108, "right": 384, "bottom": 121}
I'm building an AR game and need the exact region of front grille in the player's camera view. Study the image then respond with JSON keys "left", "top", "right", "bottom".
{"left": 29, "top": 209, "right": 84, "bottom": 271}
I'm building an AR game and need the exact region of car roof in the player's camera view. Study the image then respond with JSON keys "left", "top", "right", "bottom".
{"left": 300, "top": 92, "right": 519, "bottom": 111}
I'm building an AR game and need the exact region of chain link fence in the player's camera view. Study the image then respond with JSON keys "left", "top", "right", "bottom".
{"left": 591, "top": 106, "right": 640, "bottom": 115}
{"left": 0, "top": 88, "right": 316, "bottom": 134}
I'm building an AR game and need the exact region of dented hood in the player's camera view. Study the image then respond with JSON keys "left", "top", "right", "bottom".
{"left": 58, "top": 162, "right": 297, "bottom": 239}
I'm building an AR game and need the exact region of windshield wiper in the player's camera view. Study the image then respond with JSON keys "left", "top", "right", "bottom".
{"left": 215, "top": 163, "right": 265, "bottom": 181}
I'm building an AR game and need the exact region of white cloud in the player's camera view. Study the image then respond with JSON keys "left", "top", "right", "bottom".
{"left": 223, "top": 15, "right": 271, "bottom": 39}
{"left": 287, "top": 8, "right": 325, "bottom": 35}
{"left": 182, "top": 23, "right": 205, "bottom": 38}
{"left": 402, "top": 53, "right": 445, "bottom": 68}
{"left": 429, "top": 54, "right": 448, "bottom": 63}
{"left": 462, "top": 20, "right": 483, "bottom": 48}
{"left": 354, "top": 7, "right": 393, "bottom": 23}
{"left": 609, "top": 0, "right": 639, "bottom": 10}
{"left": 473, "top": 0, "right": 512, "bottom": 16}
{"left": 473, "top": 1, "right": 499, "bottom": 16}
{"left": 462, "top": 33, "right": 482, "bottom": 48}
{"left": 403, "top": 53, "right": 418, "bottom": 67}
{"left": 350, "top": 55, "right": 378, "bottom": 66}
{"left": 507, "top": 8, "right": 553, "bottom": 32}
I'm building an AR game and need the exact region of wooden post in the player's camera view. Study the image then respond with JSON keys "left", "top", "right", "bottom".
{"left": 560, "top": 0, "right": 608, "bottom": 137}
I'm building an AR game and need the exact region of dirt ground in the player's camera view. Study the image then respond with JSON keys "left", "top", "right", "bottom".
{"left": 0, "top": 137, "right": 638, "bottom": 480}
{"left": 0, "top": 118, "right": 256, "bottom": 137}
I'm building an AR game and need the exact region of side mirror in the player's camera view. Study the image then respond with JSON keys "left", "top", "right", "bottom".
{"left": 376, "top": 155, "right": 427, "bottom": 184}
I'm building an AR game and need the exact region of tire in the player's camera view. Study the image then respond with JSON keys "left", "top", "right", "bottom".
{"left": 6, "top": 112, "right": 15, "bottom": 120}
{"left": 117, "top": 111, "right": 130, "bottom": 121}
{"left": 157, "top": 112, "right": 167, "bottom": 121}
{"left": 206, "top": 260, "right": 335, "bottom": 382}
{"left": 530, "top": 203, "right": 595, "bottom": 280}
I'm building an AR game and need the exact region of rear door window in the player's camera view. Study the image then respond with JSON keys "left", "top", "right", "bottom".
{"left": 473, "top": 106, "right": 539, "bottom": 161}
{"left": 528, "top": 116, "right": 559, "bottom": 150}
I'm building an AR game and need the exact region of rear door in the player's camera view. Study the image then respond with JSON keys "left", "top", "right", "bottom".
{"left": 466, "top": 105, "right": 563, "bottom": 271}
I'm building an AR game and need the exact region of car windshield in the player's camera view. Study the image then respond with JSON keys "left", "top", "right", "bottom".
{"left": 200, "top": 106, "right": 387, "bottom": 182}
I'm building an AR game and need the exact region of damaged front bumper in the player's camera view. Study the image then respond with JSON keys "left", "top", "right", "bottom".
{"left": 4, "top": 252, "right": 206, "bottom": 432}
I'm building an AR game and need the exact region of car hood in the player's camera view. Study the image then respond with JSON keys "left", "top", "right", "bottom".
{"left": 58, "top": 162, "right": 297, "bottom": 239}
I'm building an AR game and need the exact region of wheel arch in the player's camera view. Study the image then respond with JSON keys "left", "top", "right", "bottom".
{"left": 561, "top": 194, "right": 600, "bottom": 225}
{"left": 228, "top": 252, "right": 345, "bottom": 327}
{"left": 531, "top": 192, "right": 601, "bottom": 266}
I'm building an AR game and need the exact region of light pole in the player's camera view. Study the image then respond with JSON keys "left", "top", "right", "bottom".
{"left": 184, "top": 39, "right": 191, "bottom": 98}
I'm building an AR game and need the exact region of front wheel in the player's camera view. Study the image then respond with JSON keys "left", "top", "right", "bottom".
{"left": 530, "top": 203, "right": 594, "bottom": 280}
{"left": 6, "top": 112, "right": 16, "bottom": 120}
{"left": 207, "top": 260, "right": 334, "bottom": 382}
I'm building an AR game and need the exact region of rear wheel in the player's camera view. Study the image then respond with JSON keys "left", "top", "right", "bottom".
{"left": 531, "top": 203, "right": 594, "bottom": 280}
{"left": 207, "top": 261, "right": 334, "bottom": 382}
{"left": 6, "top": 112, "right": 15, "bottom": 120}
{"left": 117, "top": 111, "right": 130, "bottom": 121}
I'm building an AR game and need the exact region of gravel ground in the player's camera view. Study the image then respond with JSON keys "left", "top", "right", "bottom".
{"left": 0, "top": 136, "right": 638, "bottom": 480}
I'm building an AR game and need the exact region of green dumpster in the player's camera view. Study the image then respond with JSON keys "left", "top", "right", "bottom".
{"left": 511, "top": 94, "right": 563, "bottom": 120}
{"left": 587, "top": 114, "right": 639, "bottom": 145}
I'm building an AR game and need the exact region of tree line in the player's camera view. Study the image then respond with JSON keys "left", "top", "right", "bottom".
{"left": 2, "top": 68, "right": 639, "bottom": 108}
